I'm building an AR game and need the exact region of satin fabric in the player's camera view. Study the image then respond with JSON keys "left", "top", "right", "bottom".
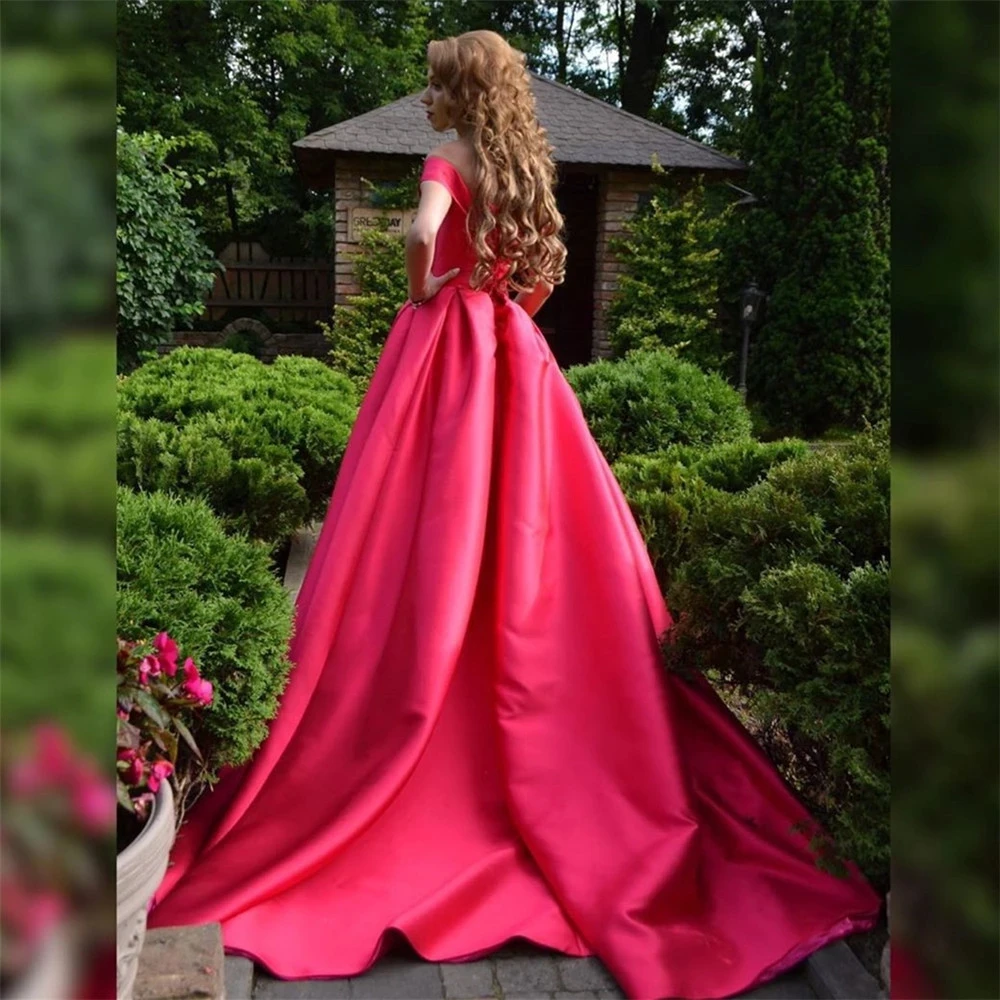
{"left": 149, "top": 156, "right": 880, "bottom": 999}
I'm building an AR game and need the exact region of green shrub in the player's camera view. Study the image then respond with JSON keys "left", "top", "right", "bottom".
{"left": 565, "top": 349, "right": 753, "bottom": 463}
{"left": 1, "top": 337, "right": 114, "bottom": 539}
{"left": 117, "top": 348, "right": 357, "bottom": 548}
{"left": 611, "top": 438, "right": 809, "bottom": 583}
{"left": 607, "top": 171, "right": 731, "bottom": 369}
{"left": 742, "top": 558, "right": 889, "bottom": 882}
{"left": 116, "top": 487, "right": 293, "bottom": 786}
{"left": 218, "top": 328, "right": 263, "bottom": 357}
{"left": 661, "top": 427, "right": 890, "bottom": 886}
{"left": 1, "top": 531, "right": 115, "bottom": 763}
{"left": 321, "top": 227, "right": 409, "bottom": 394}
{"left": 116, "top": 125, "right": 219, "bottom": 373}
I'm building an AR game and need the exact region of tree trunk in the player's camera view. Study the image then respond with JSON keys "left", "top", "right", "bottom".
{"left": 620, "top": 0, "right": 678, "bottom": 117}
{"left": 555, "top": 0, "right": 569, "bottom": 82}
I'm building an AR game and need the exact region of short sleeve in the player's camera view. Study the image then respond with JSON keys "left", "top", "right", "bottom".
{"left": 420, "top": 155, "right": 471, "bottom": 212}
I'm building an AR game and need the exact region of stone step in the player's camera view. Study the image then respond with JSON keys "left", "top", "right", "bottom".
{"left": 134, "top": 923, "right": 224, "bottom": 1000}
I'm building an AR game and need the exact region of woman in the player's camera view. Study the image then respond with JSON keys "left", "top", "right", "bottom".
{"left": 150, "top": 31, "right": 879, "bottom": 999}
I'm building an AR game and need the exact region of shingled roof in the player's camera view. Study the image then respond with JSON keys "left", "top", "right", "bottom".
{"left": 294, "top": 73, "right": 745, "bottom": 188}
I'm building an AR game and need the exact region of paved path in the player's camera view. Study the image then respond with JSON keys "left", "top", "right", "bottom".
{"left": 230, "top": 940, "right": 817, "bottom": 999}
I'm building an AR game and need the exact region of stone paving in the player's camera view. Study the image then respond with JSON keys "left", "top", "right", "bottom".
{"left": 239, "top": 939, "right": 817, "bottom": 1000}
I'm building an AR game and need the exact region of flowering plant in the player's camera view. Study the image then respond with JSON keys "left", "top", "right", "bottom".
{"left": 116, "top": 633, "right": 212, "bottom": 826}
{"left": 0, "top": 723, "right": 116, "bottom": 990}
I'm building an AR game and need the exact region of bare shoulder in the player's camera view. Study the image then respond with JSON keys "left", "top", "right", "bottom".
{"left": 428, "top": 140, "right": 476, "bottom": 191}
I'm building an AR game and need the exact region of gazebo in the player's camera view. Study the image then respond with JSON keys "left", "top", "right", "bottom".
{"left": 294, "top": 74, "right": 745, "bottom": 367}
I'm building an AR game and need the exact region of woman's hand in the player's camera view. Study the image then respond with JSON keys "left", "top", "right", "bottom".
{"left": 409, "top": 267, "right": 461, "bottom": 306}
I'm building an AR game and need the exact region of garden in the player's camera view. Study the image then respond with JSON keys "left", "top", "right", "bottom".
{"left": 2, "top": 2, "right": 896, "bottom": 998}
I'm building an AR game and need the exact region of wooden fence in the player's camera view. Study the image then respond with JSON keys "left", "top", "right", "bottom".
{"left": 204, "top": 241, "right": 334, "bottom": 327}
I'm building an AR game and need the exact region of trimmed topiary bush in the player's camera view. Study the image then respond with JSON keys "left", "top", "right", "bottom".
{"left": 565, "top": 349, "right": 753, "bottom": 463}
{"left": 117, "top": 348, "right": 358, "bottom": 548}
{"left": 116, "top": 486, "right": 293, "bottom": 788}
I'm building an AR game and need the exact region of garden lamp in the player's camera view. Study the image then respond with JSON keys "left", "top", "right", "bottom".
{"left": 738, "top": 279, "right": 766, "bottom": 399}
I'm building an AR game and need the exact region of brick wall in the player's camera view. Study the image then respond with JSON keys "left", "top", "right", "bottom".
{"left": 334, "top": 154, "right": 421, "bottom": 306}
{"left": 591, "top": 168, "right": 653, "bottom": 359}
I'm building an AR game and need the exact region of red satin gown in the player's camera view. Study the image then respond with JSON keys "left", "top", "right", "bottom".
{"left": 149, "top": 155, "right": 880, "bottom": 999}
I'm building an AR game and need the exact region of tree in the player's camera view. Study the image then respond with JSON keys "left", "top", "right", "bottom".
{"left": 117, "top": 0, "right": 429, "bottom": 254}
{"left": 721, "top": 0, "right": 889, "bottom": 436}
{"left": 116, "top": 125, "right": 219, "bottom": 373}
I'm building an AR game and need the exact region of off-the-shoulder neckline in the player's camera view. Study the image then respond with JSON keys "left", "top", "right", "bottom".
{"left": 424, "top": 154, "right": 474, "bottom": 202}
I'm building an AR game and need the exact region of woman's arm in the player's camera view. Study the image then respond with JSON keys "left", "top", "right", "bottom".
{"left": 514, "top": 279, "right": 554, "bottom": 319}
{"left": 406, "top": 180, "right": 458, "bottom": 302}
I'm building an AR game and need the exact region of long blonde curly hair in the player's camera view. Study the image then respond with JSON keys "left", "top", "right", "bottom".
{"left": 427, "top": 31, "right": 567, "bottom": 294}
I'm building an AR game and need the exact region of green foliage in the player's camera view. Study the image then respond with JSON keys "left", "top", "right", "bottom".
{"left": 320, "top": 228, "right": 409, "bottom": 394}
{"left": 1, "top": 532, "right": 115, "bottom": 763}
{"left": 116, "top": 487, "right": 293, "bottom": 784}
{"left": 1, "top": 4, "right": 117, "bottom": 358}
{"left": 362, "top": 164, "right": 422, "bottom": 209}
{"left": 117, "top": 348, "right": 358, "bottom": 548}
{"left": 0, "top": 339, "right": 116, "bottom": 764}
{"left": 218, "top": 328, "right": 263, "bottom": 357}
{"left": 892, "top": 452, "right": 999, "bottom": 996}
{"left": 116, "top": 0, "right": 429, "bottom": 254}
{"left": 1, "top": 338, "right": 114, "bottom": 540}
{"left": 720, "top": 0, "right": 889, "bottom": 436}
{"left": 116, "top": 124, "right": 219, "bottom": 373}
{"left": 565, "top": 349, "right": 753, "bottom": 463}
{"left": 611, "top": 438, "right": 808, "bottom": 584}
{"left": 607, "top": 171, "right": 732, "bottom": 370}
{"left": 658, "top": 427, "right": 889, "bottom": 885}
{"left": 741, "top": 558, "right": 889, "bottom": 883}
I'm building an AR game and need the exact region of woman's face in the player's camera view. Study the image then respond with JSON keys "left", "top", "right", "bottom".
{"left": 420, "top": 72, "right": 454, "bottom": 132}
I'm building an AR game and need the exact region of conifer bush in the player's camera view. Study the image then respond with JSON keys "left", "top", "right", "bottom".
{"left": 659, "top": 426, "right": 890, "bottom": 886}
{"left": 117, "top": 348, "right": 358, "bottom": 548}
{"left": 116, "top": 487, "right": 293, "bottom": 785}
{"left": 607, "top": 173, "right": 731, "bottom": 371}
{"left": 321, "top": 227, "right": 409, "bottom": 394}
{"left": 565, "top": 349, "right": 753, "bottom": 463}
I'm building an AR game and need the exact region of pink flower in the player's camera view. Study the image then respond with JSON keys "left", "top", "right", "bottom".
{"left": 181, "top": 658, "right": 213, "bottom": 706}
{"left": 0, "top": 878, "right": 65, "bottom": 947}
{"left": 117, "top": 748, "right": 145, "bottom": 786}
{"left": 153, "top": 632, "right": 179, "bottom": 677}
{"left": 183, "top": 676, "right": 214, "bottom": 707}
{"left": 117, "top": 706, "right": 129, "bottom": 721}
{"left": 8, "top": 723, "right": 74, "bottom": 795}
{"left": 72, "top": 768, "right": 117, "bottom": 833}
{"left": 146, "top": 760, "right": 174, "bottom": 794}
{"left": 137, "top": 655, "right": 160, "bottom": 685}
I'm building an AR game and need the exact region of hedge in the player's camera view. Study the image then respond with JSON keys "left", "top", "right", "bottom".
{"left": 658, "top": 427, "right": 890, "bottom": 886}
{"left": 565, "top": 349, "right": 753, "bottom": 463}
{"left": 116, "top": 487, "right": 294, "bottom": 788}
{"left": 117, "top": 348, "right": 358, "bottom": 548}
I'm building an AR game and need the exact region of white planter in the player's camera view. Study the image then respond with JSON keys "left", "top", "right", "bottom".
{"left": 116, "top": 781, "right": 175, "bottom": 1000}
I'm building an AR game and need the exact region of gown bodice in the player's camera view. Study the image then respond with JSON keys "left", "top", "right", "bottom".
{"left": 420, "top": 155, "right": 511, "bottom": 297}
